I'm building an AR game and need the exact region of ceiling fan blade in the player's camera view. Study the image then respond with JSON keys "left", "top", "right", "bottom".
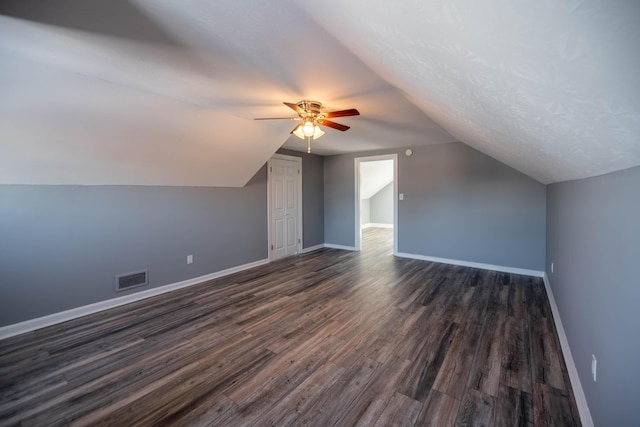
{"left": 290, "top": 123, "right": 302, "bottom": 134}
{"left": 324, "top": 108, "right": 360, "bottom": 118}
{"left": 254, "top": 117, "right": 300, "bottom": 120}
{"left": 283, "top": 102, "right": 305, "bottom": 116}
{"left": 318, "top": 119, "right": 350, "bottom": 131}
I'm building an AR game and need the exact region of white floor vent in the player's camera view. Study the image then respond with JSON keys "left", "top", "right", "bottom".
{"left": 115, "top": 270, "right": 148, "bottom": 292}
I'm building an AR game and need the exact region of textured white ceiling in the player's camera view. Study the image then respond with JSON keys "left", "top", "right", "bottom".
{"left": 1, "top": 0, "right": 638, "bottom": 185}
{"left": 299, "top": 0, "right": 640, "bottom": 183}
{"left": 0, "top": 0, "right": 453, "bottom": 186}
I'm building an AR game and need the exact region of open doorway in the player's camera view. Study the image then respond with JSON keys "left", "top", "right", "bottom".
{"left": 354, "top": 154, "right": 398, "bottom": 254}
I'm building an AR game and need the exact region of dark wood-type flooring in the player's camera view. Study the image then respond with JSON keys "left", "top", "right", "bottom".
{"left": 0, "top": 228, "right": 580, "bottom": 426}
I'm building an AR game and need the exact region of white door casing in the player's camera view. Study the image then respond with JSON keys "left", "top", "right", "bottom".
{"left": 268, "top": 154, "right": 302, "bottom": 261}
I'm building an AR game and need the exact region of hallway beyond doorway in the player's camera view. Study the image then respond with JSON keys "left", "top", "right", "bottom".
{"left": 361, "top": 227, "right": 393, "bottom": 256}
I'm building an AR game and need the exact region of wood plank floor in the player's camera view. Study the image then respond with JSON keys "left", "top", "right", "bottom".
{"left": 0, "top": 228, "right": 581, "bottom": 426}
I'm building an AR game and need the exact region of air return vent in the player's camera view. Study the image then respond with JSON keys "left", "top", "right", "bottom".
{"left": 115, "top": 270, "right": 148, "bottom": 292}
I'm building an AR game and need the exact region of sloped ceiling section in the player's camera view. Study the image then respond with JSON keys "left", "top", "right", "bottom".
{"left": 0, "top": 7, "right": 284, "bottom": 187}
{"left": 1, "top": 0, "right": 638, "bottom": 186}
{"left": 0, "top": 0, "right": 454, "bottom": 187}
{"left": 300, "top": 0, "right": 640, "bottom": 184}
{"left": 0, "top": 52, "right": 292, "bottom": 187}
{"left": 360, "top": 160, "right": 394, "bottom": 199}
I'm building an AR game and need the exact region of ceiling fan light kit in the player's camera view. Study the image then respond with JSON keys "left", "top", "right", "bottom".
{"left": 255, "top": 100, "right": 359, "bottom": 153}
{"left": 302, "top": 121, "right": 315, "bottom": 137}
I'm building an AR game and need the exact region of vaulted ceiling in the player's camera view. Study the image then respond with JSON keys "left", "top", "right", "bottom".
{"left": 1, "top": 0, "right": 638, "bottom": 186}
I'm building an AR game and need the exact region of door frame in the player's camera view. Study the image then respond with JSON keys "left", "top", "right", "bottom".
{"left": 354, "top": 154, "right": 398, "bottom": 255}
{"left": 268, "top": 153, "right": 303, "bottom": 261}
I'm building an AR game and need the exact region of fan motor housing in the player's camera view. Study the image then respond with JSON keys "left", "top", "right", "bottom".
{"left": 297, "top": 100, "right": 323, "bottom": 117}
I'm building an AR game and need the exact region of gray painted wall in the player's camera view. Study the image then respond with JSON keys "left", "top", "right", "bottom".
{"left": 277, "top": 149, "right": 324, "bottom": 249}
{"left": 360, "top": 198, "right": 371, "bottom": 225}
{"left": 324, "top": 143, "right": 546, "bottom": 270}
{"left": 370, "top": 182, "right": 393, "bottom": 224}
{"left": 324, "top": 153, "right": 358, "bottom": 247}
{"left": 546, "top": 165, "right": 640, "bottom": 427}
{"left": 0, "top": 149, "right": 325, "bottom": 327}
{"left": 400, "top": 143, "right": 546, "bottom": 270}
{"left": 0, "top": 168, "right": 268, "bottom": 326}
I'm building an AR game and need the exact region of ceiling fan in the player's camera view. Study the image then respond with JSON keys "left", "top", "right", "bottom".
{"left": 255, "top": 100, "right": 360, "bottom": 153}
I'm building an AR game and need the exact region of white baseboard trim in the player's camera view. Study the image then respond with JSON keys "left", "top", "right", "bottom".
{"left": 324, "top": 243, "right": 357, "bottom": 251}
{"left": 543, "top": 274, "right": 593, "bottom": 427}
{"left": 361, "top": 223, "right": 393, "bottom": 229}
{"left": 301, "top": 244, "right": 325, "bottom": 254}
{"left": 0, "top": 258, "right": 269, "bottom": 340}
{"left": 395, "top": 252, "right": 544, "bottom": 277}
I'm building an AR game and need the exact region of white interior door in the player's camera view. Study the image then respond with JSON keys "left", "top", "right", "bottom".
{"left": 270, "top": 157, "right": 301, "bottom": 260}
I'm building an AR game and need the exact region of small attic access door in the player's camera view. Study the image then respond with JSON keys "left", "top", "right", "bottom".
{"left": 268, "top": 154, "right": 302, "bottom": 261}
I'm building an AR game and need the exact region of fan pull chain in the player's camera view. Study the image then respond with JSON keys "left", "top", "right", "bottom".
{"left": 307, "top": 136, "right": 311, "bottom": 153}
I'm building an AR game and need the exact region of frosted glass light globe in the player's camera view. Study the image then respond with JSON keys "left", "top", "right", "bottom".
{"left": 302, "top": 121, "right": 315, "bottom": 137}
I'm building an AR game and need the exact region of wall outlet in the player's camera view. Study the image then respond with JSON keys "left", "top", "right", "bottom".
{"left": 592, "top": 354, "right": 597, "bottom": 382}
{"left": 399, "top": 193, "right": 404, "bottom": 200}
{"left": 551, "top": 262, "right": 554, "bottom": 273}
{"left": 187, "top": 255, "right": 193, "bottom": 264}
